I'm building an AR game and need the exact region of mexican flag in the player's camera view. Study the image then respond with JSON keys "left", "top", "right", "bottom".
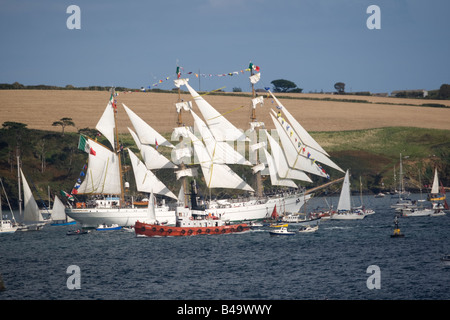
{"left": 60, "top": 190, "right": 74, "bottom": 201}
{"left": 248, "top": 62, "right": 260, "bottom": 72}
{"left": 176, "top": 66, "right": 181, "bottom": 79}
{"left": 78, "top": 135, "right": 96, "bottom": 155}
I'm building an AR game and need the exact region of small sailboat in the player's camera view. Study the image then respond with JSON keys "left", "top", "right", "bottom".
{"left": 391, "top": 215, "right": 405, "bottom": 238}
{"left": 50, "top": 195, "right": 76, "bottom": 226}
{"left": 428, "top": 168, "right": 446, "bottom": 201}
{"left": 16, "top": 166, "right": 47, "bottom": 231}
{"left": 331, "top": 170, "right": 365, "bottom": 220}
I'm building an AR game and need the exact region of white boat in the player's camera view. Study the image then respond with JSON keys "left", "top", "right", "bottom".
{"left": 281, "top": 213, "right": 321, "bottom": 226}
{"left": 269, "top": 224, "right": 296, "bottom": 236}
{"left": 0, "top": 178, "right": 18, "bottom": 234}
{"left": 429, "top": 202, "right": 447, "bottom": 217}
{"left": 401, "top": 207, "right": 432, "bottom": 217}
{"left": 298, "top": 224, "right": 319, "bottom": 233}
{"left": 331, "top": 170, "right": 365, "bottom": 220}
{"left": 96, "top": 223, "right": 122, "bottom": 231}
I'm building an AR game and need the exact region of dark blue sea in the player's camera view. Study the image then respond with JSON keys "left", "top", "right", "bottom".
{"left": 1, "top": 194, "right": 449, "bottom": 301}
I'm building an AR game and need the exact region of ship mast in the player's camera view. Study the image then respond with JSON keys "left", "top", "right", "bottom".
{"left": 176, "top": 66, "right": 189, "bottom": 206}
{"left": 112, "top": 87, "right": 125, "bottom": 206}
{"left": 250, "top": 62, "right": 263, "bottom": 197}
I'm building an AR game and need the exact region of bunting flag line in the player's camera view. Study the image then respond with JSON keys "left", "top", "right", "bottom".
{"left": 275, "top": 111, "right": 331, "bottom": 180}
{"left": 145, "top": 64, "right": 260, "bottom": 89}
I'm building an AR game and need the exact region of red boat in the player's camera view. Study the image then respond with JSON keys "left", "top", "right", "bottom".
{"left": 135, "top": 220, "right": 250, "bottom": 237}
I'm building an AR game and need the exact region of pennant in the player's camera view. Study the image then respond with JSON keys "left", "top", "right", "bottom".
{"left": 155, "top": 139, "right": 159, "bottom": 150}
{"left": 90, "top": 147, "right": 96, "bottom": 156}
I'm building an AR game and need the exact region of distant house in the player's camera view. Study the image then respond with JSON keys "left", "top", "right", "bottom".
{"left": 391, "top": 89, "right": 428, "bottom": 98}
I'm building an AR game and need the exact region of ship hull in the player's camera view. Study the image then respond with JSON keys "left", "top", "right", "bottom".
{"left": 66, "top": 193, "right": 311, "bottom": 227}
{"left": 204, "top": 193, "right": 312, "bottom": 222}
{"left": 135, "top": 221, "right": 250, "bottom": 237}
{"left": 65, "top": 207, "right": 176, "bottom": 228}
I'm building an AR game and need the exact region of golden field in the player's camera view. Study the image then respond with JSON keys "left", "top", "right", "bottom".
{"left": 0, "top": 89, "right": 449, "bottom": 135}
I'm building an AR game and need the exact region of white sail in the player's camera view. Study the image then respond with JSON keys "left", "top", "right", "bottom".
{"left": 184, "top": 82, "right": 246, "bottom": 142}
{"left": 128, "top": 128, "right": 177, "bottom": 170}
{"left": 128, "top": 149, "right": 177, "bottom": 200}
{"left": 263, "top": 149, "right": 298, "bottom": 188}
{"left": 337, "top": 170, "right": 351, "bottom": 211}
{"left": 123, "top": 103, "right": 174, "bottom": 148}
{"left": 20, "top": 169, "right": 44, "bottom": 222}
{"left": 51, "top": 195, "right": 66, "bottom": 221}
{"left": 77, "top": 138, "right": 122, "bottom": 195}
{"left": 95, "top": 99, "right": 116, "bottom": 150}
{"left": 191, "top": 110, "right": 251, "bottom": 166}
{"left": 269, "top": 91, "right": 327, "bottom": 155}
{"left": 270, "top": 113, "right": 328, "bottom": 178}
{"left": 265, "top": 130, "right": 312, "bottom": 183}
{"left": 271, "top": 109, "right": 344, "bottom": 174}
{"left": 269, "top": 92, "right": 344, "bottom": 173}
{"left": 431, "top": 168, "right": 440, "bottom": 194}
{"left": 187, "top": 131, "right": 254, "bottom": 192}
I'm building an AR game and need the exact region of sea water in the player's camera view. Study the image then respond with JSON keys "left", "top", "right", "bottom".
{"left": 1, "top": 194, "right": 449, "bottom": 300}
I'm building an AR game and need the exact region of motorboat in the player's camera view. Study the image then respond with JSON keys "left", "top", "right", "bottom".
{"left": 269, "top": 224, "right": 296, "bottom": 236}
{"left": 96, "top": 223, "right": 122, "bottom": 231}
{"left": 66, "top": 229, "right": 89, "bottom": 236}
{"left": 298, "top": 225, "right": 319, "bottom": 233}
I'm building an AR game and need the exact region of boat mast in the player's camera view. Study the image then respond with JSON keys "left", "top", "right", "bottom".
{"left": 113, "top": 87, "right": 125, "bottom": 206}
{"left": 250, "top": 62, "right": 263, "bottom": 197}
{"left": 17, "top": 151, "right": 22, "bottom": 220}
{"left": 176, "top": 65, "right": 189, "bottom": 206}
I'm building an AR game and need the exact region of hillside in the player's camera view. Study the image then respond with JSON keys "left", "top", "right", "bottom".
{"left": 0, "top": 90, "right": 449, "bottom": 208}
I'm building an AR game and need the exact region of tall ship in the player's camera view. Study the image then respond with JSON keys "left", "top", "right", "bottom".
{"left": 66, "top": 64, "right": 343, "bottom": 227}
{"left": 65, "top": 92, "right": 178, "bottom": 228}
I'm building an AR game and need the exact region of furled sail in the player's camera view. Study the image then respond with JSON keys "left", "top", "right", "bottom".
{"left": 128, "top": 128, "right": 177, "bottom": 170}
{"left": 128, "top": 149, "right": 177, "bottom": 200}
{"left": 337, "top": 170, "right": 351, "bottom": 211}
{"left": 263, "top": 149, "right": 298, "bottom": 188}
{"left": 265, "top": 130, "right": 312, "bottom": 183}
{"left": 184, "top": 82, "right": 246, "bottom": 142}
{"left": 95, "top": 98, "right": 116, "bottom": 151}
{"left": 187, "top": 131, "right": 254, "bottom": 192}
{"left": 123, "top": 104, "right": 174, "bottom": 148}
{"left": 76, "top": 138, "right": 122, "bottom": 195}
{"left": 191, "top": 110, "right": 251, "bottom": 166}
{"left": 20, "top": 169, "right": 44, "bottom": 222}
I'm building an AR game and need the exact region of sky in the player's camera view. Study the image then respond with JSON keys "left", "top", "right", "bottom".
{"left": 0, "top": 0, "right": 449, "bottom": 94}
